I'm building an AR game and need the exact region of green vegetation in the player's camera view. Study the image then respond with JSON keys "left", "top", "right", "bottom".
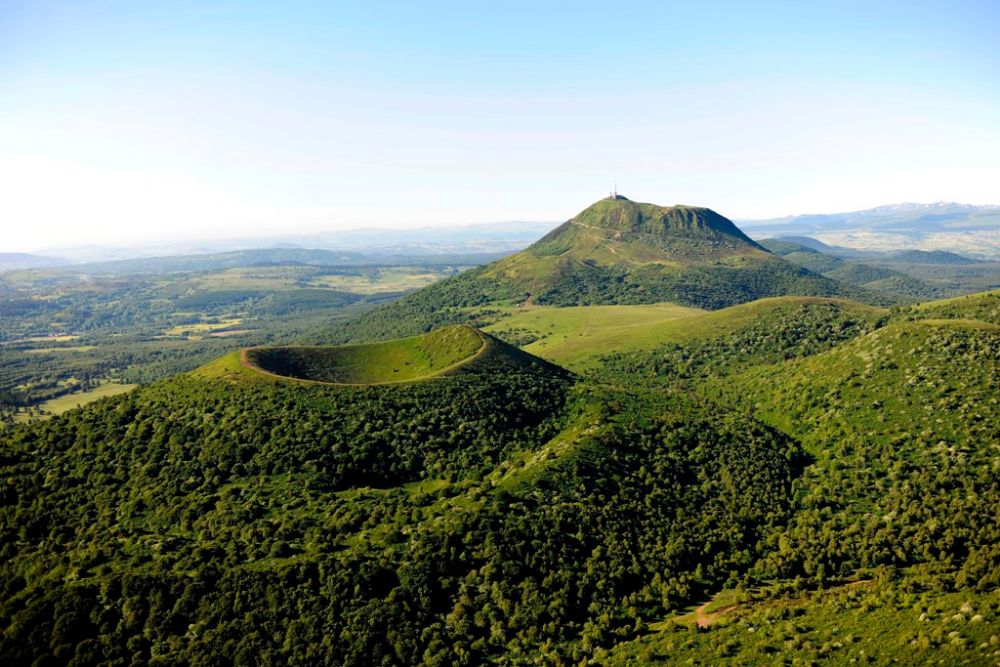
{"left": 29, "top": 382, "right": 137, "bottom": 415}
{"left": 899, "top": 288, "right": 1000, "bottom": 324}
{"left": 244, "top": 325, "right": 487, "bottom": 384}
{"left": 589, "top": 297, "right": 885, "bottom": 381}
{"left": 0, "top": 256, "right": 475, "bottom": 421}
{"left": 9, "top": 381, "right": 137, "bottom": 424}
{"left": 482, "top": 302, "right": 703, "bottom": 370}
{"left": 761, "top": 237, "right": 943, "bottom": 301}
{"left": 702, "top": 316, "right": 999, "bottom": 597}
{"left": 862, "top": 255, "right": 1000, "bottom": 295}
{"left": 1, "top": 282, "right": 997, "bottom": 665}
{"left": 1, "top": 337, "right": 807, "bottom": 665}
{"left": 604, "top": 577, "right": 1000, "bottom": 665}
{"left": 720, "top": 319, "right": 998, "bottom": 448}
{"left": 1, "top": 197, "right": 997, "bottom": 665}
{"left": 327, "top": 198, "right": 875, "bottom": 344}
{"left": 891, "top": 249, "right": 977, "bottom": 264}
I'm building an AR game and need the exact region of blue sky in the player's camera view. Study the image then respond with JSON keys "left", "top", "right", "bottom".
{"left": 1, "top": 1, "right": 998, "bottom": 250}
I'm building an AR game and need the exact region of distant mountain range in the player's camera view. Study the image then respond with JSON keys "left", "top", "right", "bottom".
{"left": 740, "top": 202, "right": 1000, "bottom": 257}
{"left": 29, "top": 221, "right": 558, "bottom": 265}
{"left": 6, "top": 201, "right": 998, "bottom": 272}
{"left": 32, "top": 248, "right": 511, "bottom": 276}
{"left": 0, "top": 253, "right": 67, "bottom": 271}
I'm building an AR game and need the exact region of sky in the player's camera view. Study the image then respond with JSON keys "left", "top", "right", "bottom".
{"left": 1, "top": 1, "right": 998, "bottom": 252}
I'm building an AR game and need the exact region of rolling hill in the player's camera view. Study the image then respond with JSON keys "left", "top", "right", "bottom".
{"left": 583, "top": 291, "right": 1000, "bottom": 665}
{"left": 1, "top": 282, "right": 998, "bottom": 664}
{"left": 889, "top": 249, "right": 977, "bottom": 264}
{"left": 591, "top": 296, "right": 886, "bottom": 380}
{"left": 760, "top": 238, "right": 943, "bottom": 301}
{"left": 328, "top": 196, "right": 869, "bottom": 343}
{"left": 3, "top": 193, "right": 999, "bottom": 667}
{"left": 0, "top": 323, "right": 809, "bottom": 665}
{"left": 720, "top": 318, "right": 998, "bottom": 449}
{"left": 900, "top": 288, "right": 1000, "bottom": 324}
{"left": 195, "top": 324, "right": 567, "bottom": 385}
{"left": 0, "top": 252, "right": 66, "bottom": 271}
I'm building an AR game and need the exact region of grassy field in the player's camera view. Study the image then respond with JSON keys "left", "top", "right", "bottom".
{"left": 312, "top": 269, "right": 448, "bottom": 294}
{"left": 42, "top": 383, "right": 138, "bottom": 413}
{"left": 187, "top": 265, "right": 465, "bottom": 294}
{"left": 481, "top": 296, "right": 880, "bottom": 371}
{"left": 481, "top": 303, "right": 703, "bottom": 369}
{"left": 14, "top": 382, "right": 138, "bottom": 422}
{"left": 16, "top": 334, "right": 80, "bottom": 343}
{"left": 165, "top": 318, "right": 243, "bottom": 335}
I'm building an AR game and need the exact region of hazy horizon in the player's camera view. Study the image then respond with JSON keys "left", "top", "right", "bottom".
{"left": 2, "top": 1, "right": 998, "bottom": 252}
{"left": 5, "top": 198, "right": 996, "bottom": 257}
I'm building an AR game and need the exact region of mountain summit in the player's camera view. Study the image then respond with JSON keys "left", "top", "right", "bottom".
{"left": 526, "top": 197, "right": 767, "bottom": 264}
{"left": 575, "top": 197, "right": 756, "bottom": 239}
{"left": 475, "top": 197, "right": 843, "bottom": 306}
{"left": 330, "top": 197, "right": 871, "bottom": 342}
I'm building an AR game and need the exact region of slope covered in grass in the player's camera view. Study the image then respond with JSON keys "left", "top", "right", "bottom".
{"left": 196, "top": 324, "right": 565, "bottom": 386}
{"left": 898, "top": 288, "right": 1000, "bottom": 324}
{"left": 245, "top": 324, "right": 486, "bottom": 384}
{"left": 591, "top": 297, "right": 886, "bottom": 381}
{"left": 481, "top": 302, "right": 704, "bottom": 370}
{"left": 325, "top": 198, "right": 870, "bottom": 344}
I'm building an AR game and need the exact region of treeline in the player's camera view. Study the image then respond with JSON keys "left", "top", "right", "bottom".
{"left": 531, "top": 258, "right": 882, "bottom": 310}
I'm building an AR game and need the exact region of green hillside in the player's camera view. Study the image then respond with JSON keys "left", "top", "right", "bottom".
{"left": 0, "top": 334, "right": 810, "bottom": 664}
{"left": 2, "top": 271, "right": 997, "bottom": 664}
{"left": 720, "top": 318, "right": 998, "bottom": 449}
{"left": 761, "top": 238, "right": 942, "bottom": 301}
{"left": 244, "top": 326, "right": 485, "bottom": 384}
{"left": 891, "top": 249, "right": 977, "bottom": 264}
{"left": 481, "top": 301, "right": 704, "bottom": 370}
{"left": 195, "top": 324, "right": 566, "bottom": 387}
{"left": 698, "top": 309, "right": 999, "bottom": 637}
{"left": 585, "top": 291, "right": 1000, "bottom": 664}
{"left": 591, "top": 296, "right": 886, "bottom": 380}
{"left": 603, "top": 582, "right": 1000, "bottom": 665}
{"left": 900, "top": 288, "right": 1000, "bottom": 324}
{"left": 326, "top": 197, "right": 869, "bottom": 343}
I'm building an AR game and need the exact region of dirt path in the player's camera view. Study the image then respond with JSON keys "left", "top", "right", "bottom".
{"left": 694, "top": 601, "right": 737, "bottom": 628}
{"left": 691, "top": 579, "right": 873, "bottom": 628}
{"left": 651, "top": 579, "right": 877, "bottom": 632}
